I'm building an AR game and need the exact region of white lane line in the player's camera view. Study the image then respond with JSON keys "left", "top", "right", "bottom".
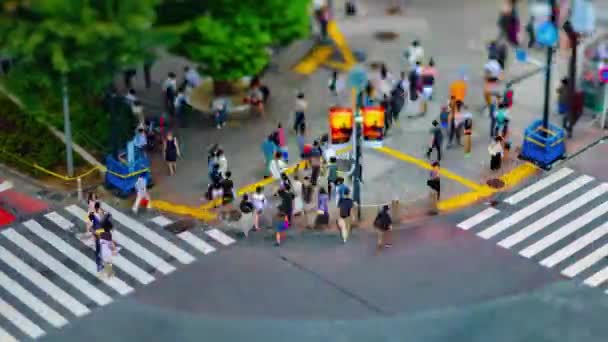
{"left": 584, "top": 265, "right": 608, "bottom": 287}
{"left": 520, "top": 201, "right": 608, "bottom": 258}
{"left": 65, "top": 205, "right": 156, "bottom": 284}
{"left": 0, "top": 180, "right": 13, "bottom": 193}
{"left": 206, "top": 229, "right": 235, "bottom": 246}
{"left": 498, "top": 184, "right": 608, "bottom": 249}
{"left": 45, "top": 211, "right": 74, "bottom": 230}
{"left": 149, "top": 216, "right": 217, "bottom": 255}
{"left": 0, "top": 297, "right": 45, "bottom": 339}
{"left": 150, "top": 216, "right": 173, "bottom": 227}
{"left": 2, "top": 228, "right": 113, "bottom": 306}
{"left": 66, "top": 205, "right": 175, "bottom": 275}
{"left": 478, "top": 175, "right": 593, "bottom": 240}
{"left": 562, "top": 243, "right": 608, "bottom": 278}
{"left": 504, "top": 167, "right": 573, "bottom": 205}
{"left": 457, "top": 207, "right": 500, "bottom": 230}
{"left": 102, "top": 204, "right": 195, "bottom": 265}
{"left": 0, "top": 245, "right": 90, "bottom": 317}
{"left": 541, "top": 222, "right": 608, "bottom": 268}
{"left": 24, "top": 219, "right": 133, "bottom": 296}
{"left": 0, "top": 270, "right": 68, "bottom": 328}
{"left": 0, "top": 326, "right": 17, "bottom": 342}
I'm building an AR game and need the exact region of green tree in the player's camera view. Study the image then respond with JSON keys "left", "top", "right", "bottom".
{"left": 0, "top": 0, "right": 171, "bottom": 158}
{"left": 174, "top": 12, "right": 271, "bottom": 94}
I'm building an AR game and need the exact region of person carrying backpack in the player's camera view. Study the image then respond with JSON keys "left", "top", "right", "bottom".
{"left": 374, "top": 205, "right": 392, "bottom": 249}
{"left": 494, "top": 103, "right": 510, "bottom": 138}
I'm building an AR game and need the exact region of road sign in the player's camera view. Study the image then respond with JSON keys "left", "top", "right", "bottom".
{"left": 537, "top": 21, "right": 558, "bottom": 47}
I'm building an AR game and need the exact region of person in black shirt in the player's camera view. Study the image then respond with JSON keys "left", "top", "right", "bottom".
{"left": 374, "top": 205, "right": 392, "bottom": 249}
{"left": 337, "top": 189, "right": 354, "bottom": 243}
{"left": 239, "top": 194, "right": 255, "bottom": 237}
{"left": 220, "top": 171, "right": 235, "bottom": 219}
{"left": 278, "top": 185, "right": 295, "bottom": 224}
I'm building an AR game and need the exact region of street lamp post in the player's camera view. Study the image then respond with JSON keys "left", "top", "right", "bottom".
{"left": 541, "top": 0, "right": 557, "bottom": 132}
{"left": 62, "top": 75, "right": 74, "bottom": 177}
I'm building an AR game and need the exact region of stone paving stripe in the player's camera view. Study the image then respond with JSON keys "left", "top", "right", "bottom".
{"left": 23, "top": 219, "right": 133, "bottom": 296}
{"left": 478, "top": 175, "right": 593, "bottom": 239}
{"left": 376, "top": 146, "right": 486, "bottom": 191}
{"left": 2, "top": 228, "right": 113, "bottom": 306}
{"left": 0, "top": 296, "right": 45, "bottom": 339}
{"left": 102, "top": 203, "right": 195, "bottom": 265}
{"left": 541, "top": 222, "right": 608, "bottom": 269}
{"left": 149, "top": 216, "right": 217, "bottom": 255}
{"left": 584, "top": 264, "right": 608, "bottom": 287}
{"left": 561, "top": 242, "right": 608, "bottom": 278}
{"left": 498, "top": 184, "right": 608, "bottom": 249}
{"left": 64, "top": 205, "right": 155, "bottom": 285}
{"left": 503, "top": 167, "right": 573, "bottom": 205}
{"left": 0, "top": 181, "right": 13, "bottom": 193}
{"left": 44, "top": 211, "right": 74, "bottom": 230}
{"left": 206, "top": 229, "right": 235, "bottom": 246}
{"left": 0, "top": 270, "right": 68, "bottom": 328}
{"left": 0, "top": 326, "right": 17, "bottom": 342}
{"left": 0, "top": 244, "right": 90, "bottom": 317}
{"left": 456, "top": 207, "right": 500, "bottom": 230}
{"left": 520, "top": 201, "right": 608, "bottom": 259}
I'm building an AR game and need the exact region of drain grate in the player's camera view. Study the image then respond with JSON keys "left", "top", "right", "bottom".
{"left": 374, "top": 31, "right": 399, "bottom": 41}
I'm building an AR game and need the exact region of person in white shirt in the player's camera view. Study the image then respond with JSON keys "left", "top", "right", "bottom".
{"left": 252, "top": 186, "right": 267, "bottom": 231}
{"left": 125, "top": 89, "right": 137, "bottom": 105}
{"left": 488, "top": 136, "right": 504, "bottom": 171}
{"left": 132, "top": 175, "right": 152, "bottom": 213}
{"left": 163, "top": 72, "right": 177, "bottom": 115}
{"left": 216, "top": 149, "right": 228, "bottom": 176}
{"left": 269, "top": 152, "right": 287, "bottom": 180}
{"left": 484, "top": 59, "right": 502, "bottom": 80}
{"left": 184, "top": 66, "right": 201, "bottom": 88}
{"left": 405, "top": 40, "right": 424, "bottom": 69}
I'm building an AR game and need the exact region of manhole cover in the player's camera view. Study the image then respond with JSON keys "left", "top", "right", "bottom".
{"left": 374, "top": 31, "right": 399, "bottom": 41}
{"left": 486, "top": 178, "right": 505, "bottom": 189}
{"left": 165, "top": 219, "right": 195, "bottom": 234}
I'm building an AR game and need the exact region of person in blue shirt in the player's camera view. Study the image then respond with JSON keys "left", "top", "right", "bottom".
{"left": 261, "top": 134, "right": 278, "bottom": 178}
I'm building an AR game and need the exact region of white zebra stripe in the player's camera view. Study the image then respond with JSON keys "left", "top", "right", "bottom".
{"left": 0, "top": 297, "right": 45, "bottom": 339}
{"left": 149, "top": 216, "right": 217, "bottom": 255}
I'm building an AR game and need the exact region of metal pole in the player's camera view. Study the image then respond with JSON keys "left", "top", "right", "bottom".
{"left": 601, "top": 84, "right": 608, "bottom": 130}
{"left": 351, "top": 87, "right": 362, "bottom": 221}
{"left": 541, "top": 0, "right": 557, "bottom": 132}
{"left": 62, "top": 75, "right": 74, "bottom": 177}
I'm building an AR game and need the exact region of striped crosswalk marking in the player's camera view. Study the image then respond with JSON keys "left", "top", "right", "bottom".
{"left": 23, "top": 219, "right": 134, "bottom": 296}
{"left": 2, "top": 228, "right": 113, "bottom": 306}
{"left": 520, "top": 201, "right": 608, "bottom": 258}
{"left": 0, "top": 180, "right": 13, "bottom": 193}
{"left": 0, "top": 326, "right": 17, "bottom": 342}
{"left": 150, "top": 216, "right": 217, "bottom": 255}
{"left": 457, "top": 207, "right": 500, "bottom": 230}
{"left": 562, "top": 242, "right": 608, "bottom": 278}
{"left": 44, "top": 211, "right": 74, "bottom": 230}
{"left": 503, "top": 167, "right": 573, "bottom": 205}
{"left": 102, "top": 204, "right": 196, "bottom": 265}
{"left": 0, "top": 245, "right": 90, "bottom": 317}
{"left": 0, "top": 297, "right": 45, "bottom": 339}
{"left": 66, "top": 205, "right": 176, "bottom": 275}
{"left": 541, "top": 222, "right": 608, "bottom": 268}
{"left": 498, "top": 184, "right": 608, "bottom": 249}
{"left": 206, "top": 228, "right": 236, "bottom": 246}
{"left": 0, "top": 270, "right": 68, "bottom": 328}
{"left": 64, "top": 206, "right": 156, "bottom": 284}
{"left": 478, "top": 175, "right": 593, "bottom": 239}
{"left": 584, "top": 265, "right": 608, "bottom": 287}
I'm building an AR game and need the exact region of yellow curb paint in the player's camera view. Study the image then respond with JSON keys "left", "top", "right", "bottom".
{"left": 436, "top": 162, "right": 539, "bottom": 212}
{"left": 292, "top": 45, "right": 334, "bottom": 75}
{"left": 376, "top": 146, "right": 485, "bottom": 192}
{"left": 327, "top": 21, "right": 356, "bottom": 65}
{"left": 152, "top": 200, "right": 217, "bottom": 221}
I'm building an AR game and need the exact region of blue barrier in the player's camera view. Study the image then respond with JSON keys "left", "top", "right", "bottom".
{"left": 104, "top": 153, "right": 152, "bottom": 197}
{"left": 520, "top": 119, "right": 566, "bottom": 169}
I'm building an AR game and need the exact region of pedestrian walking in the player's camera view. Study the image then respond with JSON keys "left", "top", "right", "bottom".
{"left": 163, "top": 131, "right": 181, "bottom": 176}
{"left": 315, "top": 187, "right": 330, "bottom": 229}
{"left": 174, "top": 86, "right": 188, "bottom": 126}
{"left": 292, "top": 175, "right": 304, "bottom": 216}
{"left": 526, "top": 16, "right": 536, "bottom": 48}
{"left": 216, "top": 149, "right": 228, "bottom": 177}
{"left": 463, "top": 110, "right": 473, "bottom": 157}
{"left": 405, "top": 40, "right": 424, "bottom": 69}
{"left": 426, "top": 161, "right": 441, "bottom": 204}
{"left": 326, "top": 156, "right": 338, "bottom": 199}
{"left": 99, "top": 221, "right": 117, "bottom": 278}
{"left": 252, "top": 186, "right": 267, "bottom": 231}
{"left": 296, "top": 123, "right": 307, "bottom": 158}
{"left": 132, "top": 175, "right": 152, "bottom": 214}
{"left": 302, "top": 176, "right": 316, "bottom": 228}
{"left": 294, "top": 92, "right": 307, "bottom": 132}
{"left": 220, "top": 171, "right": 235, "bottom": 218}
{"left": 273, "top": 212, "right": 289, "bottom": 247}
{"left": 335, "top": 177, "right": 351, "bottom": 206}
{"left": 239, "top": 194, "right": 255, "bottom": 237}
{"left": 262, "top": 135, "right": 278, "bottom": 178}
{"left": 163, "top": 72, "right": 177, "bottom": 116}
{"left": 489, "top": 136, "right": 504, "bottom": 171}
{"left": 494, "top": 103, "right": 510, "bottom": 138}
{"left": 427, "top": 120, "right": 443, "bottom": 161}
{"left": 87, "top": 192, "right": 100, "bottom": 215}
{"left": 310, "top": 140, "right": 322, "bottom": 186}
{"left": 276, "top": 123, "right": 288, "bottom": 162}
{"left": 373, "top": 205, "right": 392, "bottom": 249}
{"left": 337, "top": 189, "right": 354, "bottom": 243}
{"left": 447, "top": 100, "right": 463, "bottom": 148}
{"left": 210, "top": 182, "right": 224, "bottom": 206}
{"left": 269, "top": 151, "right": 287, "bottom": 181}
{"left": 88, "top": 203, "right": 105, "bottom": 272}
{"left": 328, "top": 70, "right": 342, "bottom": 100}
{"left": 125, "top": 88, "right": 138, "bottom": 105}
{"left": 420, "top": 58, "right": 437, "bottom": 115}
{"left": 277, "top": 185, "right": 295, "bottom": 225}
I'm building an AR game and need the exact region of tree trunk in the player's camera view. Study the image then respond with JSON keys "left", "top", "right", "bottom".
{"left": 213, "top": 80, "right": 235, "bottom": 96}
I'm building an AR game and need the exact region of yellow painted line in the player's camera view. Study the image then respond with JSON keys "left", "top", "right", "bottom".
{"left": 152, "top": 200, "right": 217, "bottom": 221}
{"left": 292, "top": 45, "right": 334, "bottom": 75}
{"left": 436, "top": 162, "right": 539, "bottom": 212}
{"left": 327, "top": 21, "right": 356, "bottom": 65}
{"left": 376, "top": 146, "right": 486, "bottom": 192}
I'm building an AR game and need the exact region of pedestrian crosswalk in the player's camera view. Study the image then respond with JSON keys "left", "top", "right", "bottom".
{"left": 0, "top": 203, "right": 237, "bottom": 340}
{"left": 457, "top": 167, "right": 608, "bottom": 294}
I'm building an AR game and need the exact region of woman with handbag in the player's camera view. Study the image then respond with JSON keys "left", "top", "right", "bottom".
{"left": 489, "top": 136, "right": 504, "bottom": 171}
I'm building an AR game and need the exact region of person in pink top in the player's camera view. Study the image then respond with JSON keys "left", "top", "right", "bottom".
{"left": 277, "top": 123, "right": 288, "bottom": 162}
{"left": 419, "top": 58, "right": 437, "bottom": 115}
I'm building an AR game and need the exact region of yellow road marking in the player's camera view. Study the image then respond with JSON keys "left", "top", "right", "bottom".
{"left": 327, "top": 21, "right": 356, "bottom": 65}
{"left": 376, "top": 146, "right": 486, "bottom": 192}
{"left": 152, "top": 200, "right": 217, "bottom": 221}
{"left": 293, "top": 45, "right": 334, "bottom": 75}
